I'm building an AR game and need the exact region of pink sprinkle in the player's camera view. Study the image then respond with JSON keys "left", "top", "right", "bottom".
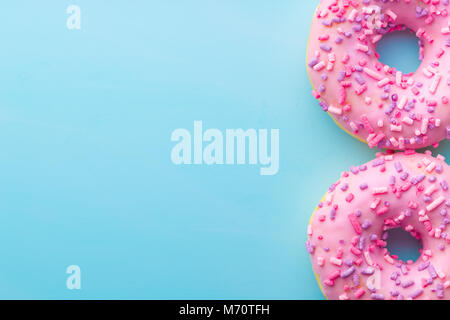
{"left": 370, "top": 198, "right": 381, "bottom": 210}
{"left": 351, "top": 247, "right": 362, "bottom": 256}
{"left": 361, "top": 115, "right": 374, "bottom": 133}
{"left": 329, "top": 270, "right": 341, "bottom": 280}
{"left": 368, "top": 134, "right": 385, "bottom": 148}
{"left": 346, "top": 193, "right": 355, "bottom": 202}
{"left": 348, "top": 213, "right": 362, "bottom": 235}
{"left": 376, "top": 206, "right": 389, "bottom": 216}
{"left": 324, "top": 279, "right": 334, "bottom": 287}
{"left": 355, "top": 84, "right": 368, "bottom": 95}
{"left": 354, "top": 288, "right": 366, "bottom": 299}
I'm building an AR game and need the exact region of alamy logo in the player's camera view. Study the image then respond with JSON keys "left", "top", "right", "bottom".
{"left": 171, "top": 121, "right": 279, "bottom": 176}
{"left": 66, "top": 5, "right": 81, "bottom": 30}
{"left": 66, "top": 265, "right": 81, "bottom": 290}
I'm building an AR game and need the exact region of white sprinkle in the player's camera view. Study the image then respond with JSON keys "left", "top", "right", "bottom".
{"left": 402, "top": 117, "right": 414, "bottom": 125}
{"left": 313, "top": 61, "right": 326, "bottom": 71}
{"left": 372, "top": 187, "right": 388, "bottom": 195}
{"left": 330, "top": 257, "right": 342, "bottom": 266}
{"left": 396, "top": 71, "right": 402, "bottom": 86}
{"left": 328, "top": 105, "right": 342, "bottom": 115}
{"left": 429, "top": 73, "right": 442, "bottom": 94}
{"left": 426, "top": 196, "right": 445, "bottom": 212}
{"left": 364, "top": 67, "right": 383, "bottom": 81}
{"left": 398, "top": 96, "right": 408, "bottom": 109}
{"left": 426, "top": 162, "right": 436, "bottom": 173}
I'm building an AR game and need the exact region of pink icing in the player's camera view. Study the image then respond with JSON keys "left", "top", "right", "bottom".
{"left": 307, "top": 0, "right": 450, "bottom": 150}
{"left": 307, "top": 151, "right": 450, "bottom": 300}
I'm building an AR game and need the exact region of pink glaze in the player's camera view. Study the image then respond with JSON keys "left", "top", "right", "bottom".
{"left": 307, "top": 0, "right": 450, "bottom": 150}
{"left": 307, "top": 151, "right": 450, "bottom": 300}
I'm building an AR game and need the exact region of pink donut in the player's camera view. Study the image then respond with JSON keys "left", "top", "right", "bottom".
{"left": 307, "top": 0, "right": 450, "bottom": 150}
{"left": 306, "top": 151, "right": 450, "bottom": 300}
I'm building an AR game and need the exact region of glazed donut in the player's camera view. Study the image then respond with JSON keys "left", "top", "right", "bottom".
{"left": 306, "top": 151, "right": 450, "bottom": 300}
{"left": 307, "top": 0, "right": 450, "bottom": 150}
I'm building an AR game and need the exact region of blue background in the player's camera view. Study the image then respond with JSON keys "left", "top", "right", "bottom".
{"left": 0, "top": 0, "right": 439, "bottom": 299}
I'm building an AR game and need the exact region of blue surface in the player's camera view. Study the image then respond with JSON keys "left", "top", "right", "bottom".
{"left": 0, "top": 0, "right": 445, "bottom": 299}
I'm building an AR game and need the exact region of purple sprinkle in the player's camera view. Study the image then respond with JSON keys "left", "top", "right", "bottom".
{"left": 353, "top": 273, "right": 360, "bottom": 286}
{"left": 341, "top": 266, "right": 356, "bottom": 278}
{"left": 308, "top": 58, "right": 319, "bottom": 68}
{"left": 409, "top": 289, "right": 423, "bottom": 299}
{"left": 402, "top": 280, "right": 414, "bottom": 288}
{"left": 362, "top": 220, "right": 372, "bottom": 230}
{"left": 429, "top": 265, "right": 438, "bottom": 279}
{"left": 320, "top": 44, "right": 332, "bottom": 52}
{"left": 305, "top": 241, "right": 315, "bottom": 254}
{"left": 354, "top": 74, "right": 366, "bottom": 85}
{"left": 418, "top": 262, "right": 430, "bottom": 271}
{"left": 389, "top": 176, "right": 396, "bottom": 185}
{"left": 394, "top": 162, "right": 403, "bottom": 173}
{"left": 400, "top": 172, "right": 409, "bottom": 181}
{"left": 360, "top": 183, "right": 368, "bottom": 190}
{"left": 371, "top": 293, "right": 385, "bottom": 300}
{"left": 330, "top": 208, "right": 336, "bottom": 220}
{"left": 362, "top": 267, "right": 375, "bottom": 275}
{"left": 353, "top": 25, "right": 362, "bottom": 32}
{"left": 322, "top": 20, "right": 332, "bottom": 27}
{"left": 372, "top": 159, "right": 385, "bottom": 167}
{"left": 358, "top": 236, "right": 366, "bottom": 250}
{"left": 401, "top": 264, "right": 408, "bottom": 275}
{"left": 390, "top": 272, "right": 399, "bottom": 281}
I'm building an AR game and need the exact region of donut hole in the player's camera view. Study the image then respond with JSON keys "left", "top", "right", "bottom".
{"left": 376, "top": 28, "right": 421, "bottom": 74}
{"left": 385, "top": 228, "right": 422, "bottom": 263}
